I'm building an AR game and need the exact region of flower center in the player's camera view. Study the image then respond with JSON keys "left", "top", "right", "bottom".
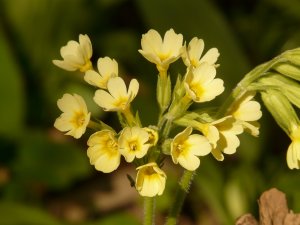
{"left": 129, "top": 141, "right": 138, "bottom": 151}
{"left": 74, "top": 112, "right": 86, "bottom": 127}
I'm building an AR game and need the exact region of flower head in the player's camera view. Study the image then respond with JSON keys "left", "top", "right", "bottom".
{"left": 93, "top": 77, "right": 139, "bottom": 111}
{"left": 87, "top": 130, "right": 120, "bottom": 173}
{"left": 182, "top": 37, "right": 220, "bottom": 68}
{"left": 136, "top": 162, "right": 166, "bottom": 197}
{"left": 118, "top": 127, "right": 150, "bottom": 162}
{"left": 195, "top": 117, "right": 243, "bottom": 161}
{"left": 287, "top": 124, "right": 300, "bottom": 169}
{"left": 54, "top": 93, "right": 90, "bottom": 139}
{"left": 138, "top": 29, "right": 183, "bottom": 73}
{"left": 231, "top": 92, "right": 262, "bottom": 136}
{"left": 53, "top": 34, "right": 92, "bottom": 72}
{"left": 171, "top": 127, "right": 211, "bottom": 171}
{"left": 84, "top": 57, "right": 118, "bottom": 89}
{"left": 143, "top": 127, "right": 159, "bottom": 146}
{"left": 184, "top": 63, "right": 224, "bottom": 102}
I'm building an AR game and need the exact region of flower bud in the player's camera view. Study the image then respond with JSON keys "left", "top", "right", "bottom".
{"left": 261, "top": 89, "right": 299, "bottom": 135}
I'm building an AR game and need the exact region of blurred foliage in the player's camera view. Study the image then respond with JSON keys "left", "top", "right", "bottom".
{"left": 0, "top": 0, "right": 300, "bottom": 224}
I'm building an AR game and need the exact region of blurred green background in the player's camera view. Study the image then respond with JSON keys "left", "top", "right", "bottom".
{"left": 1, "top": 0, "right": 300, "bottom": 224}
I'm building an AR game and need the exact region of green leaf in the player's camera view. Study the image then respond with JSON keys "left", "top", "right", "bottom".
{"left": 0, "top": 201, "right": 64, "bottom": 225}
{"left": 12, "top": 131, "right": 91, "bottom": 190}
{"left": 0, "top": 27, "right": 25, "bottom": 138}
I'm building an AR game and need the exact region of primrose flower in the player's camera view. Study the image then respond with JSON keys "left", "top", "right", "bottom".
{"left": 87, "top": 130, "right": 120, "bottom": 173}
{"left": 182, "top": 37, "right": 220, "bottom": 68}
{"left": 231, "top": 92, "right": 262, "bottom": 136}
{"left": 136, "top": 162, "right": 166, "bottom": 197}
{"left": 84, "top": 57, "right": 118, "bottom": 89}
{"left": 184, "top": 63, "right": 224, "bottom": 102}
{"left": 53, "top": 34, "right": 92, "bottom": 72}
{"left": 195, "top": 117, "right": 243, "bottom": 161}
{"left": 171, "top": 127, "right": 211, "bottom": 171}
{"left": 54, "top": 93, "right": 90, "bottom": 139}
{"left": 287, "top": 124, "right": 300, "bottom": 169}
{"left": 93, "top": 77, "right": 139, "bottom": 111}
{"left": 138, "top": 29, "right": 183, "bottom": 73}
{"left": 118, "top": 127, "right": 150, "bottom": 162}
{"left": 143, "top": 127, "right": 159, "bottom": 146}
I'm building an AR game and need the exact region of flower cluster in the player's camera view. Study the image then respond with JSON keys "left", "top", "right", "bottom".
{"left": 53, "top": 29, "right": 263, "bottom": 197}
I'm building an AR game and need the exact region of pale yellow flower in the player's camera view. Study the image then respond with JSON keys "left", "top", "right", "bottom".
{"left": 195, "top": 117, "right": 243, "bottom": 161}
{"left": 84, "top": 57, "right": 118, "bottom": 89}
{"left": 184, "top": 63, "right": 224, "bottom": 102}
{"left": 182, "top": 37, "right": 220, "bottom": 68}
{"left": 93, "top": 77, "right": 139, "bottom": 111}
{"left": 287, "top": 124, "right": 300, "bottom": 169}
{"left": 118, "top": 127, "right": 150, "bottom": 162}
{"left": 54, "top": 93, "right": 90, "bottom": 139}
{"left": 53, "top": 34, "right": 92, "bottom": 72}
{"left": 87, "top": 130, "right": 120, "bottom": 173}
{"left": 231, "top": 92, "right": 262, "bottom": 136}
{"left": 138, "top": 29, "right": 183, "bottom": 73}
{"left": 171, "top": 127, "right": 211, "bottom": 171}
{"left": 143, "top": 127, "right": 159, "bottom": 146}
{"left": 135, "top": 162, "right": 166, "bottom": 197}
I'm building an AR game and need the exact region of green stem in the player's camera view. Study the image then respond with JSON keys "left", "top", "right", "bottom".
{"left": 216, "top": 56, "right": 286, "bottom": 118}
{"left": 144, "top": 197, "right": 155, "bottom": 225}
{"left": 165, "top": 170, "right": 195, "bottom": 225}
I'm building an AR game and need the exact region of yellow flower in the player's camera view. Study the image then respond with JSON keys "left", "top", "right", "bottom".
{"left": 135, "top": 162, "right": 166, "bottom": 197}
{"left": 287, "top": 125, "right": 300, "bottom": 169}
{"left": 54, "top": 93, "right": 90, "bottom": 139}
{"left": 87, "top": 130, "right": 120, "bottom": 173}
{"left": 143, "top": 127, "right": 159, "bottom": 146}
{"left": 138, "top": 29, "right": 183, "bottom": 73}
{"left": 53, "top": 34, "right": 92, "bottom": 72}
{"left": 184, "top": 63, "right": 224, "bottom": 102}
{"left": 171, "top": 127, "right": 211, "bottom": 171}
{"left": 93, "top": 77, "right": 139, "bottom": 111}
{"left": 118, "top": 127, "right": 150, "bottom": 162}
{"left": 182, "top": 37, "right": 220, "bottom": 68}
{"left": 231, "top": 92, "right": 262, "bottom": 136}
{"left": 84, "top": 57, "right": 118, "bottom": 89}
{"left": 196, "top": 117, "right": 243, "bottom": 161}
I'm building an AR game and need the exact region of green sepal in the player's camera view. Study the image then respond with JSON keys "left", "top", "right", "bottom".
{"left": 258, "top": 73, "right": 300, "bottom": 109}
{"left": 117, "top": 111, "right": 128, "bottom": 128}
{"left": 260, "top": 89, "right": 299, "bottom": 135}
{"left": 135, "top": 110, "right": 142, "bottom": 127}
{"left": 161, "top": 138, "right": 172, "bottom": 155}
{"left": 274, "top": 62, "right": 300, "bottom": 81}
{"left": 157, "top": 74, "right": 171, "bottom": 114}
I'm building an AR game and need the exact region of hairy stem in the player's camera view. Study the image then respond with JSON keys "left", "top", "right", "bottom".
{"left": 144, "top": 197, "right": 155, "bottom": 225}
{"left": 165, "top": 170, "right": 195, "bottom": 225}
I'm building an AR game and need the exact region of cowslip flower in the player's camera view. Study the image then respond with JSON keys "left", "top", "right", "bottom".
{"left": 138, "top": 29, "right": 183, "bottom": 73}
{"left": 195, "top": 117, "right": 243, "bottom": 161}
{"left": 84, "top": 57, "right": 118, "bottom": 89}
{"left": 54, "top": 93, "right": 90, "bottom": 139}
{"left": 53, "top": 34, "right": 92, "bottom": 72}
{"left": 143, "top": 127, "right": 159, "bottom": 146}
{"left": 118, "top": 127, "right": 150, "bottom": 162}
{"left": 182, "top": 37, "right": 220, "bottom": 68}
{"left": 93, "top": 77, "right": 139, "bottom": 111}
{"left": 287, "top": 124, "right": 300, "bottom": 169}
{"left": 184, "top": 63, "right": 224, "bottom": 102}
{"left": 87, "top": 130, "right": 120, "bottom": 173}
{"left": 230, "top": 92, "right": 262, "bottom": 136}
{"left": 135, "top": 162, "right": 166, "bottom": 197}
{"left": 171, "top": 127, "right": 211, "bottom": 171}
